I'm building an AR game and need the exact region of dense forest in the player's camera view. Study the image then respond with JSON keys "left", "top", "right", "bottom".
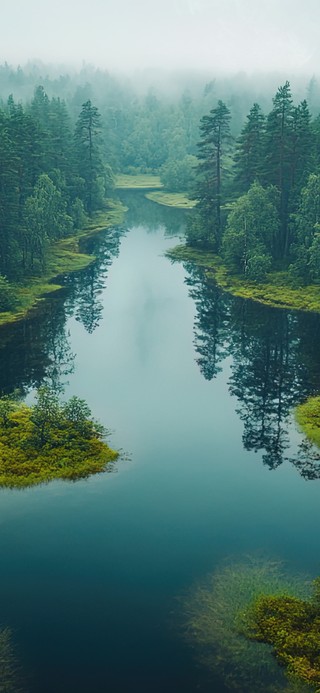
{"left": 0, "top": 86, "right": 113, "bottom": 311}
{"left": 1, "top": 63, "right": 320, "bottom": 314}
{"left": 189, "top": 81, "right": 320, "bottom": 285}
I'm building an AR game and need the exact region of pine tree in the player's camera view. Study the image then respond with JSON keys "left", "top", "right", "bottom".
{"left": 264, "top": 82, "right": 294, "bottom": 259}
{"left": 191, "top": 100, "right": 231, "bottom": 249}
{"left": 74, "top": 100, "right": 104, "bottom": 215}
{"left": 234, "top": 103, "right": 265, "bottom": 193}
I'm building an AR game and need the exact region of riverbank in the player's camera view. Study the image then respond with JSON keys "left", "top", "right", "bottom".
{"left": 167, "top": 245, "right": 320, "bottom": 313}
{"left": 0, "top": 200, "right": 126, "bottom": 328}
{"left": 116, "top": 173, "right": 162, "bottom": 189}
{"left": 116, "top": 173, "right": 196, "bottom": 209}
{"left": 145, "top": 191, "right": 195, "bottom": 209}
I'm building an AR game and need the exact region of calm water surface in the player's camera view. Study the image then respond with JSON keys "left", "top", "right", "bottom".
{"left": 0, "top": 194, "right": 319, "bottom": 692}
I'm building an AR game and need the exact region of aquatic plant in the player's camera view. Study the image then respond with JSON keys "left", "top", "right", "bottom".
{"left": 181, "top": 557, "right": 312, "bottom": 692}
{"left": 0, "top": 627, "right": 21, "bottom": 692}
{"left": 246, "top": 579, "right": 320, "bottom": 690}
{"left": 0, "top": 387, "right": 118, "bottom": 487}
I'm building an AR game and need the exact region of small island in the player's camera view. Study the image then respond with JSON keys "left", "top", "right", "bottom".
{"left": 0, "top": 387, "right": 118, "bottom": 488}
{"left": 295, "top": 396, "right": 320, "bottom": 449}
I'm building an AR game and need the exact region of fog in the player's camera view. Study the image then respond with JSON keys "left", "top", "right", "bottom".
{"left": 2, "top": 0, "right": 320, "bottom": 74}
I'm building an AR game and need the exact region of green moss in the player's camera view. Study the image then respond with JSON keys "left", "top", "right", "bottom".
{"left": 181, "top": 557, "right": 311, "bottom": 692}
{"left": 0, "top": 395, "right": 118, "bottom": 488}
{"left": 0, "top": 199, "right": 126, "bottom": 328}
{"left": 167, "top": 245, "right": 320, "bottom": 314}
{"left": 145, "top": 191, "right": 195, "bottom": 209}
{"left": 295, "top": 397, "right": 320, "bottom": 449}
{"left": 247, "top": 580, "right": 320, "bottom": 690}
{"left": 115, "top": 173, "right": 163, "bottom": 189}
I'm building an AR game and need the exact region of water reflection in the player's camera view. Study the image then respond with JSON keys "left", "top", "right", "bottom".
{"left": 0, "top": 226, "right": 125, "bottom": 396}
{"left": 64, "top": 227, "right": 124, "bottom": 334}
{"left": 185, "top": 264, "right": 320, "bottom": 480}
{"left": 118, "top": 190, "right": 188, "bottom": 237}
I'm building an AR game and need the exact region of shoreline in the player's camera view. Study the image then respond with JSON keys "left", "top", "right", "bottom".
{"left": 166, "top": 245, "right": 320, "bottom": 314}
{"left": 0, "top": 199, "right": 126, "bottom": 329}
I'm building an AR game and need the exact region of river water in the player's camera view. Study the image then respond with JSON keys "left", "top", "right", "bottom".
{"left": 0, "top": 193, "right": 319, "bottom": 692}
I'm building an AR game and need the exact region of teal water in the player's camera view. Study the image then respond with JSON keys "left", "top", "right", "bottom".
{"left": 0, "top": 194, "right": 319, "bottom": 692}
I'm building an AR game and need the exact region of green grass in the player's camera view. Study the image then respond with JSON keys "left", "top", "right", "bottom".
{"left": 0, "top": 200, "right": 126, "bottom": 328}
{"left": 0, "top": 403, "right": 118, "bottom": 488}
{"left": 166, "top": 245, "right": 320, "bottom": 314}
{"left": 295, "top": 397, "right": 320, "bottom": 448}
{"left": 145, "top": 191, "right": 196, "bottom": 209}
{"left": 115, "top": 173, "right": 163, "bottom": 189}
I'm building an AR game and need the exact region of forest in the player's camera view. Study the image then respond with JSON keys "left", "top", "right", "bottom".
{"left": 188, "top": 82, "right": 320, "bottom": 286}
{"left": 1, "top": 63, "right": 320, "bottom": 316}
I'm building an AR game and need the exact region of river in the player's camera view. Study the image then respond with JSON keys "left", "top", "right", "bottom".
{"left": 0, "top": 193, "right": 319, "bottom": 692}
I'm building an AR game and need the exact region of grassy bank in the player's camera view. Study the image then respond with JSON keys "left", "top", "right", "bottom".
{"left": 145, "top": 191, "right": 195, "bottom": 209}
{"left": 295, "top": 396, "right": 320, "bottom": 448}
{"left": 116, "top": 173, "right": 163, "bottom": 189}
{"left": 167, "top": 245, "right": 320, "bottom": 313}
{"left": 0, "top": 200, "right": 126, "bottom": 328}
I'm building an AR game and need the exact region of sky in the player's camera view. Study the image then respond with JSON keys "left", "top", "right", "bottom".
{"left": 1, "top": 0, "right": 320, "bottom": 74}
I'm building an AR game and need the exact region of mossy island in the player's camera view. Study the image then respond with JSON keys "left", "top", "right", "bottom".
{"left": 295, "top": 396, "right": 320, "bottom": 449}
{"left": 181, "top": 557, "right": 318, "bottom": 692}
{"left": 0, "top": 387, "right": 118, "bottom": 488}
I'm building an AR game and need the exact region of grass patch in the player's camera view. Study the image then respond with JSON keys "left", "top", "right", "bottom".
{"left": 115, "top": 173, "right": 163, "bottom": 189}
{"left": 167, "top": 245, "right": 320, "bottom": 314}
{"left": 181, "top": 557, "right": 312, "bottom": 692}
{"left": 145, "top": 191, "right": 195, "bottom": 209}
{"left": 295, "top": 397, "right": 320, "bottom": 449}
{"left": 0, "top": 200, "right": 126, "bottom": 328}
{"left": 0, "top": 392, "right": 118, "bottom": 488}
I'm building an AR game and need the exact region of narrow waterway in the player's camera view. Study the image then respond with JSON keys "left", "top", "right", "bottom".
{"left": 0, "top": 194, "right": 319, "bottom": 692}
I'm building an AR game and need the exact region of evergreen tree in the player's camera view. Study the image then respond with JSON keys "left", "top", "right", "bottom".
{"left": 234, "top": 103, "right": 265, "bottom": 192}
{"left": 264, "top": 82, "right": 294, "bottom": 259}
{"left": 74, "top": 100, "right": 104, "bottom": 215}
{"left": 191, "top": 100, "right": 231, "bottom": 249}
{"left": 290, "top": 174, "right": 320, "bottom": 283}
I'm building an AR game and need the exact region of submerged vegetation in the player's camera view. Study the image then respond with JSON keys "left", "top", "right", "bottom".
{"left": 0, "top": 387, "right": 118, "bottom": 487}
{"left": 295, "top": 397, "right": 320, "bottom": 448}
{"left": 0, "top": 627, "right": 20, "bottom": 693}
{"left": 182, "top": 558, "right": 313, "bottom": 692}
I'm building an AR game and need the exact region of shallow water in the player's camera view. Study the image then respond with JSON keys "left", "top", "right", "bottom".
{"left": 0, "top": 193, "right": 319, "bottom": 692}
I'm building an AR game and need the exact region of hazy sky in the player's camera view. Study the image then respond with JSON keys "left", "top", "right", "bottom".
{"left": 2, "top": 0, "right": 320, "bottom": 73}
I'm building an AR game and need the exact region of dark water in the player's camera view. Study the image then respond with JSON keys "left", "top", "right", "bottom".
{"left": 0, "top": 193, "right": 319, "bottom": 692}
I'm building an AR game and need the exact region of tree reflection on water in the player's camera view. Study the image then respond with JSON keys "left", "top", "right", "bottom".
{"left": 185, "top": 263, "right": 320, "bottom": 480}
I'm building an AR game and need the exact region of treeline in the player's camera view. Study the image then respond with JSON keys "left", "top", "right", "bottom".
{"left": 0, "top": 86, "right": 112, "bottom": 309}
{"left": 189, "top": 81, "right": 320, "bottom": 284}
{"left": 2, "top": 62, "right": 320, "bottom": 181}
